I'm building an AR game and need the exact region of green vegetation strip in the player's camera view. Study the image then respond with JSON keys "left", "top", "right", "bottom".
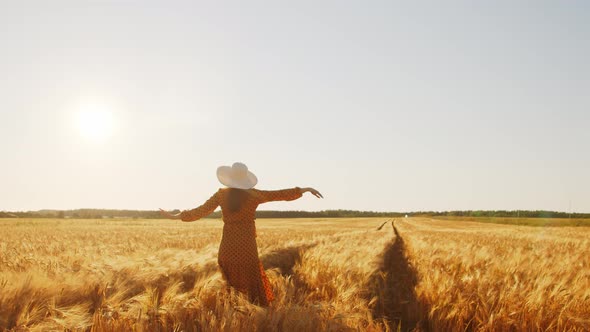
{"left": 433, "top": 216, "right": 590, "bottom": 227}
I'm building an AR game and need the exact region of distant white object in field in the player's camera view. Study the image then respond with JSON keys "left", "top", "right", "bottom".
{"left": 405, "top": 214, "right": 408, "bottom": 218}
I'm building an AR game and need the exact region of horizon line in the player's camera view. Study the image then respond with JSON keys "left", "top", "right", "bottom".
{"left": 2, "top": 208, "right": 589, "bottom": 214}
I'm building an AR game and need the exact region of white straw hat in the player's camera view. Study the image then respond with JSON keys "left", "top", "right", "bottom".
{"left": 216, "top": 162, "right": 258, "bottom": 189}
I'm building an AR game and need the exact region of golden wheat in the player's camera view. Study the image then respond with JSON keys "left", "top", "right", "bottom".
{"left": 0, "top": 217, "right": 588, "bottom": 331}
{"left": 396, "top": 218, "right": 590, "bottom": 331}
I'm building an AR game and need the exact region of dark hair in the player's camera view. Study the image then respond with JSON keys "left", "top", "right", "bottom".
{"left": 227, "top": 188, "right": 249, "bottom": 212}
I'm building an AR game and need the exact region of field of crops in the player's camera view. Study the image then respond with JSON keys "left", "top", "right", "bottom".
{"left": 431, "top": 216, "right": 590, "bottom": 227}
{"left": 0, "top": 217, "right": 589, "bottom": 331}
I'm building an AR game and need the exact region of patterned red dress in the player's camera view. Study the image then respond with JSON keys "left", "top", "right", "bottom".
{"left": 179, "top": 187, "right": 303, "bottom": 305}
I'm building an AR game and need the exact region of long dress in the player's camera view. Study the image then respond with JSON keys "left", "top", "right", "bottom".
{"left": 179, "top": 187, "right": 303, "bottom": 305}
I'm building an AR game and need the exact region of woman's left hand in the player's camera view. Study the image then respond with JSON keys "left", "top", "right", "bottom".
{"left": 159, "top": 208, "right": 181, "bottom": 220}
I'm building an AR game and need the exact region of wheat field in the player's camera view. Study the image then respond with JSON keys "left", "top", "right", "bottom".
{"left": 0, "top": 217, "right": 589, "bottom": 331}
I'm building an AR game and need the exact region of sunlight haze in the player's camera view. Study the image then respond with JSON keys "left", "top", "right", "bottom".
{"left": 0, "top": 1, "right": 588, "bottom": 212}
{"left": 75, "top": 104, "right": 114, "bottom": 143}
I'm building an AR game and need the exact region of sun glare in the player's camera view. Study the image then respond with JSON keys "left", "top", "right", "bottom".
{"left": 76, "top": 105, "right": 114, "bottom": 142}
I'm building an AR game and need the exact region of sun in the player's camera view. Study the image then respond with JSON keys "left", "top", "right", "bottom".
{"left": 76, "top": 105, "right": 114, "bottom": 142}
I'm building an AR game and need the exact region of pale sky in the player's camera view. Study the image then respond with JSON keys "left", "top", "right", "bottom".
{"left": 1, "top": 1, "right": 589, "bottom": 213}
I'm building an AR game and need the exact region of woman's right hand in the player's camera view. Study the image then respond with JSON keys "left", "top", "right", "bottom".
{"left": 159, "top": 208, "right": 181, "bottom": 220}
{"left": 302, "top": 187, "right": 323, "bottom": 198}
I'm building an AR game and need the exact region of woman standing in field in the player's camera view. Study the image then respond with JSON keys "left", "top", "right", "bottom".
{"left": 159, "top": 162, "right": 323, "bottom": 306}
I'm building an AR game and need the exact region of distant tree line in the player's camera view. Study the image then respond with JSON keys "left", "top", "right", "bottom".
{"left": 0, "top": 209, "right": 588, "bottom": 219}
{"left": 428, "top": 210, "right": 589, "bottom": 218}
{"left": 0, "top": 209, "right": 174, "bottom": 219}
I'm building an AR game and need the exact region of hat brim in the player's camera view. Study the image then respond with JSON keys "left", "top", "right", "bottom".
{"left": 216, "top": 166, "right": 258, "bottom": 189}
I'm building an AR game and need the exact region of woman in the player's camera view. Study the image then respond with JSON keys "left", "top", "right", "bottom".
{"left": 159, "top": 162, "right": 322, "bottom": 306}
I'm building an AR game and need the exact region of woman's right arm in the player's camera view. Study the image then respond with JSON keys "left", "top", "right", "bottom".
{"left": 256, "top": 187, "right": 323, "bottom": 204}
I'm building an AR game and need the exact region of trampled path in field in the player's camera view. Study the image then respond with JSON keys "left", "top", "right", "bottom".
{"left": 259, "top": 220, "right": 429, "bottom": 331}
{"left": 257, "top": 224, "right": 427, "bottom": 330}
{"left": 365, "top": 221, "right": 424, "bottom": 332}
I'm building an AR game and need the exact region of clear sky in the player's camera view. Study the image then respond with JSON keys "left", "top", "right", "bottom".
{"left": 1, "top": 1, "right": 588, "bottom": 213}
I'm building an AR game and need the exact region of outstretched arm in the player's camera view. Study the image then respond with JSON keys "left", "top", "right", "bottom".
{"left": 159, "top": 191, "right": 220, "bottom": 222}
{"left": 255, "top": 187, "right": 323, "bottom": 204}
{"left": 301, "top": 187, "right": 323, "bottom": 198}
{"left": 159, "top": 209, "right": 182, "bottom": 220}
